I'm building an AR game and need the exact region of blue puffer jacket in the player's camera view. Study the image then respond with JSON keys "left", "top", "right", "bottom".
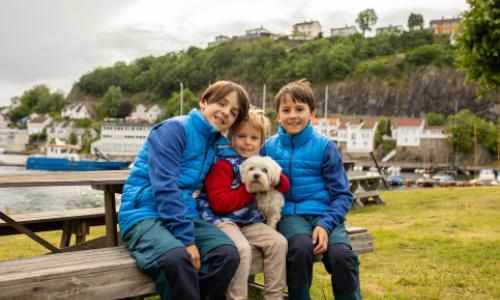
{"left": 118, "top": 109, "right": 220, "bottom": 245}
{"left": 262, "top": 122, "right": 352, "bottom": 232}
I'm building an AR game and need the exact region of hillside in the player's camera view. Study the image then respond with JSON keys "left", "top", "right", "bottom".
{"left": 68, "top": 30, "right": 499, "bottom": 120}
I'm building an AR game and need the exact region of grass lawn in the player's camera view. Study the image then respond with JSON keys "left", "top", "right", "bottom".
{"left": 1, "top": 187, "right": 499, "bottom": 299}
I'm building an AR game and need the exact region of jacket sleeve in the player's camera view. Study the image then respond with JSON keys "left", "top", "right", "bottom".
{"left": 205, "top": 160, "right": 254, "bottom": 214}
{"left": 276, "top": 173, "right": 290, "bottom": 193}
{"left": 317, "top": 141, "right": 353, "bottom": 233}
{"left": 148, "top": 121, "right": 194, "bottom": 246}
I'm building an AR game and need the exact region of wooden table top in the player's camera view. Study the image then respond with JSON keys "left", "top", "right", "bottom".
{"left": 0, "top": 170, "right": 130, "bottom": 188}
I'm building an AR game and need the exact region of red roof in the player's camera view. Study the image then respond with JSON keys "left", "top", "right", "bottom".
{"left": 393, "top": 118, "right": 423, "bottom": 127}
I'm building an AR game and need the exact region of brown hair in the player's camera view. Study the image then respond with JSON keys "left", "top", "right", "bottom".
{"left": 200, "top": 80, "right": 250, "bottom": 129}
{"left": 229, "top": 109, "right": 271, "bottom": 145}
{"left": 274, "top": 79, "right": 315, "bottom": 112}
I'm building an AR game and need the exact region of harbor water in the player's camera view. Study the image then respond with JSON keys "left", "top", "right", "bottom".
{"left": 0, "top": 166, "right": 104, "bottom": 214}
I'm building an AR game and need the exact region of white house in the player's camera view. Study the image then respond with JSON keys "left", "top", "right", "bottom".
{"left": 61, "top": 103, "right": 92, "bottom": 119}
{"left": 127, "top": 104, "right": 164, "bottom": 124}
{"left": 27, "top": 114, "right": 52, "bottom": 135}
{"left": 376, "top": 25, "right": 404, "bottom": 36}
{"left": 391, "top": 118, "right": 425, "bottom": 147}
{"left": 345, "top": 118, "right": 378, "bottom": 153}
{"left": 291, "top": 21, "right": 322, "bottom": 40}
{"left": 0, "top": 113, "right": 9, "bottom": 128}
{"left": 245, "top": 26, "right": 272, "bottom": 39}
{"left": 208, "top": 35, "right": 230, "bottom": 47}
{"left": 331, "top": 25, "right": 358, "bottom": 37}
{"left": 312, "top": 116, "right": 378, "bottom": 153}
{"left": 0, "top": 128, "right": 29, "bottom": 152}
{"left": 91, "top": 120, "right": 151, "bottom": 158}
{"left": 421, "top": 125, "right": 448, "bottom": 139}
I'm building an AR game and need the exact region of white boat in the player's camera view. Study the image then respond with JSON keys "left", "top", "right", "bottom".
{"left": 477, "top": 169, "right": 496, "bottom": 185}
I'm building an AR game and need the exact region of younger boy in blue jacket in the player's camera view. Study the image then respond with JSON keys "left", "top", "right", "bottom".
{"left": 261, "top": 80, "right": 361, "bottom": 300}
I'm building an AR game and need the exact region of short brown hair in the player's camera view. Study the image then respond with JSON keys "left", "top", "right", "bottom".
{"left": 229, "top": 109, "right": 271, "bottom": 145}
{"left": 274, "top": 79, "right": 315, "bottom": 112}
{"left": 200, "top": 80, "right": 250, "bottom": 129}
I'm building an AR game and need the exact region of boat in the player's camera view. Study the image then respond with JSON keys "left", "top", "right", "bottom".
{"left": 26, "top": 144, "right": 130, "bottom": 171}
{"left": 386, "top": 166, "right": 403, "bottom": 186}
{"left": 476, "top": 168, "right": 497, "bottom": 185}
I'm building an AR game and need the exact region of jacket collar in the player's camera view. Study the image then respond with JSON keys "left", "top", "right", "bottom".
{"left": 278, "top": 121, "right": 314, "bottom": 147}
{"left": 189, "top": 109, "right": 220, "bottom": 141}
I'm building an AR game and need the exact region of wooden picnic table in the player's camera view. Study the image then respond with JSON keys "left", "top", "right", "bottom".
{"left": 0, "top": 169, "right": 382, "bottom": 252}
{"left": 0, "top": 170, "right": 129, "bottom": 252}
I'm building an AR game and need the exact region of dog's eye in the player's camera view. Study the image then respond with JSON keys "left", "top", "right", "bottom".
{"left": 262, "top": 168, "right": 268, "bottom": 173}
{"left": 249, "top": 167, "right": 254, "bottom": 171}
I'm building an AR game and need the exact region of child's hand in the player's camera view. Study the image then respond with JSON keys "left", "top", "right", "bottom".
{"left": 312, "top": 226, "right": 328, "bottom": 255}
{"left": 186, "top": 244, "right": 201, "bottom": 271}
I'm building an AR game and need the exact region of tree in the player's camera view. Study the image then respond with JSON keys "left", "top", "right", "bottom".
{"left": 99, "top": 85, "right": 123, "bottom": 118}
{"left": 408, "top": 13, "right": 424, "bottom": 31}
{"left": 356, "top": 9, "right": 378, "bottom": 36}
{"left": 426, "top": 112, "right": 446, "bottom": 126}
{"left": 457, "top": 0, "right": 500, "bottom": 91}
{"left": 69, "top": 132, "right": 78, "bottom": 145}
{"left": 165, "top": 88, "right": 198, "bottom": 118}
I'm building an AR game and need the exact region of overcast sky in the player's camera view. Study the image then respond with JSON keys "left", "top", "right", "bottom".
{"left": 0, "top": 0, "right": 468, "bottom": 106}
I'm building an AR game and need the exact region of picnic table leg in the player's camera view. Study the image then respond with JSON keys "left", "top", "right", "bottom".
{"left": 0, "top": 211, "right": 61, "bottom": 253}
{"left": 104, "top": 185, "right": 119, "bottom": 247}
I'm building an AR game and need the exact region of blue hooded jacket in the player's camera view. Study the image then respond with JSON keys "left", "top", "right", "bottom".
{"left": 118, "top": 110, "right": 220, "bottom": 245}
{"left": 262, "top": 122, "right": 352, "bottom": 232}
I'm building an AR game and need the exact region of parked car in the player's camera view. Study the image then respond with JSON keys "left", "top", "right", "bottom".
{"left": 477, "top": 169, "right": 496, "bottom": 184}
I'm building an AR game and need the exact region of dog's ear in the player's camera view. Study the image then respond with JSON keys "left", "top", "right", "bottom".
{"left": 263, "top": 156, "right": 281, "bottom": 186}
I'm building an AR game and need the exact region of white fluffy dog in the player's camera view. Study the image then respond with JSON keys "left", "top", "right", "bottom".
{"left": 240, "top": 156, "right": 285, "bottom": 229}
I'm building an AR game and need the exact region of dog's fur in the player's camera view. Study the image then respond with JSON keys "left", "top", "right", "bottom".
{"left": 240, "top": 156, "right": 285, "bottom": 228}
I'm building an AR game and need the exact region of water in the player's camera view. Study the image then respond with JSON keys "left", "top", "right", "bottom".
{"left": 0, "top": 166, "right": 104, "bottom": 214}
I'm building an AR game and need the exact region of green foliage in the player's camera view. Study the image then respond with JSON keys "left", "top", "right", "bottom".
{"left": 73, "top": 118, "right": 92, "bottom": 128}
{"left": 425, "top": 112, "right": 446, "bottom": 126}
{"left": 8, "top": 85, "right": 66, "bottom": 123}
{"left": 448, "top": 109, "right": 498, "bottom": 155}
{"left": 68, "top": 132, "right": 78, "bottom": 145}
{"left": 457, "top": 0, "right": 500, "bottom": 90}
{"left": 405, "top": 44, "right": 454, "bottom": 66}
{"left": 408, "top": 13, "right": 424, "bottom": 31}
{"left": 355, "top": 8, "right": 378, "bottom": 36}
{"left": 374, "top": 117, "right": 391, "bottom": 147}
{"left": 164, "top": 88, "right": 198, "bottom": 118}
{"left": 97, "top": 86, "right": 131, "bottom": 119}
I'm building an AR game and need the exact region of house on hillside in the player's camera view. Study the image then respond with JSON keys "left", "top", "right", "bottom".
{"left": 376, "top": 25, "right": 404, "bottom": 36}
{"left": 312, "top": 116, "right": 378, "bottom": 153}
{"left": 0, "top": 113, "right": 9, "bottom": 128}
{"left": 391, "top": 118, "right": 425, "bottom": 147}
{"left": 331, "top": 25, "right": 358, "bottom": 37}
{"left": 91, "top": 120, "right": 152, "bottom": 158}
{"left": 291, "top": 21, "right": 322, "bottom": 40}
{"left": 61, "top": 103, "right": 92, "bottom": 119}
{"left": 127, "top": 104, "right": 164, "bottom": 124}
{"left": 27, "top": 114, "right": 52, "bottom": 135}
{"left": 0, "top": 128, "right": 29, "bottom": 152}
{"left": 46, "top": 121, "right": 97, "bottom": 146}
{"left": 208, "top": 35, "right": 231, "bottom": 47}
{"left": 429, "top": 17, "right": 461, "bottom": 35}
{"left": 244, "top": 26, "right": 273, "bottom": 39}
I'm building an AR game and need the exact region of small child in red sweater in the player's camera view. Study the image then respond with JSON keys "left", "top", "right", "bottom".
{"left": 201, "top": 110, "right": 289, "bottom": 300}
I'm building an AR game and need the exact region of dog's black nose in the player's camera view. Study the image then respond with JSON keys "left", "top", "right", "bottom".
{"left": 253, "top": 174, "right": 260, "bottom": 180}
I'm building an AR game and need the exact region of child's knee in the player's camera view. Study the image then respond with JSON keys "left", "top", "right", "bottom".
{"left": 273, "top": 233, "right": 288, "bottom": 254}
{"left": 157, "top": 247, "right": 192, "bottom": 271}
{"left": 288, "top": 235, "right": 313, "bottom": 260}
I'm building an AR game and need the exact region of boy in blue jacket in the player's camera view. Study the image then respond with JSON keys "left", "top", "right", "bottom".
{"left": 119, "top": 81, "right": 249, "bottom": 300}
{"left": 261, "top": 80, "right": 361, "bottom": 300}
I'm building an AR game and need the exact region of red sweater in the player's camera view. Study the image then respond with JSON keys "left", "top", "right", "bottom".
{"left": 205, "top": 159, "right": 290, "bottom": 215}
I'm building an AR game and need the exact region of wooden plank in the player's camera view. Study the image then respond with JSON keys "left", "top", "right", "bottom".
{"left": 0, "top": 170, "right": 129, "bottom": 188}
{"left": 0, "top": 211, "right": 60, "bottom": 253}
{"left": 104, "top": 187, "right": 118, "bottom": 247}
{"left": 0, "top": 208, "right": 106, "bottom": 236}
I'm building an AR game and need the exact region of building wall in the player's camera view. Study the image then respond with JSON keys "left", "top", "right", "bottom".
{"left": 0, "top": 129, "right": 29, "bottom": 152}
{"left": 91, "top": 123, "right": 151, "bottom": 157}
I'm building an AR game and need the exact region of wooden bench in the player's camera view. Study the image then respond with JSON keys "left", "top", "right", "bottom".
{"left": 0, "top": 208, "right": 105, "bottom": 248}
{"left": 0, "top": 227, "right": 373, "bottom": 300}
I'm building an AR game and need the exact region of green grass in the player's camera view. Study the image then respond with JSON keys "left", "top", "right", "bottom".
{"left": 1, "top": 187, "right": 499, "bottom": 299}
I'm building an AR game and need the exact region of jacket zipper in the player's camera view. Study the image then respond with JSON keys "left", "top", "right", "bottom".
{"left": 289, "top": 137, "right": 295, "bottom": 215}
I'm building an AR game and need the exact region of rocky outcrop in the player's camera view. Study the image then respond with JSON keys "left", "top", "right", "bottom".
{"left": 322, "top": 67, "right": 500, "bottom": 121}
